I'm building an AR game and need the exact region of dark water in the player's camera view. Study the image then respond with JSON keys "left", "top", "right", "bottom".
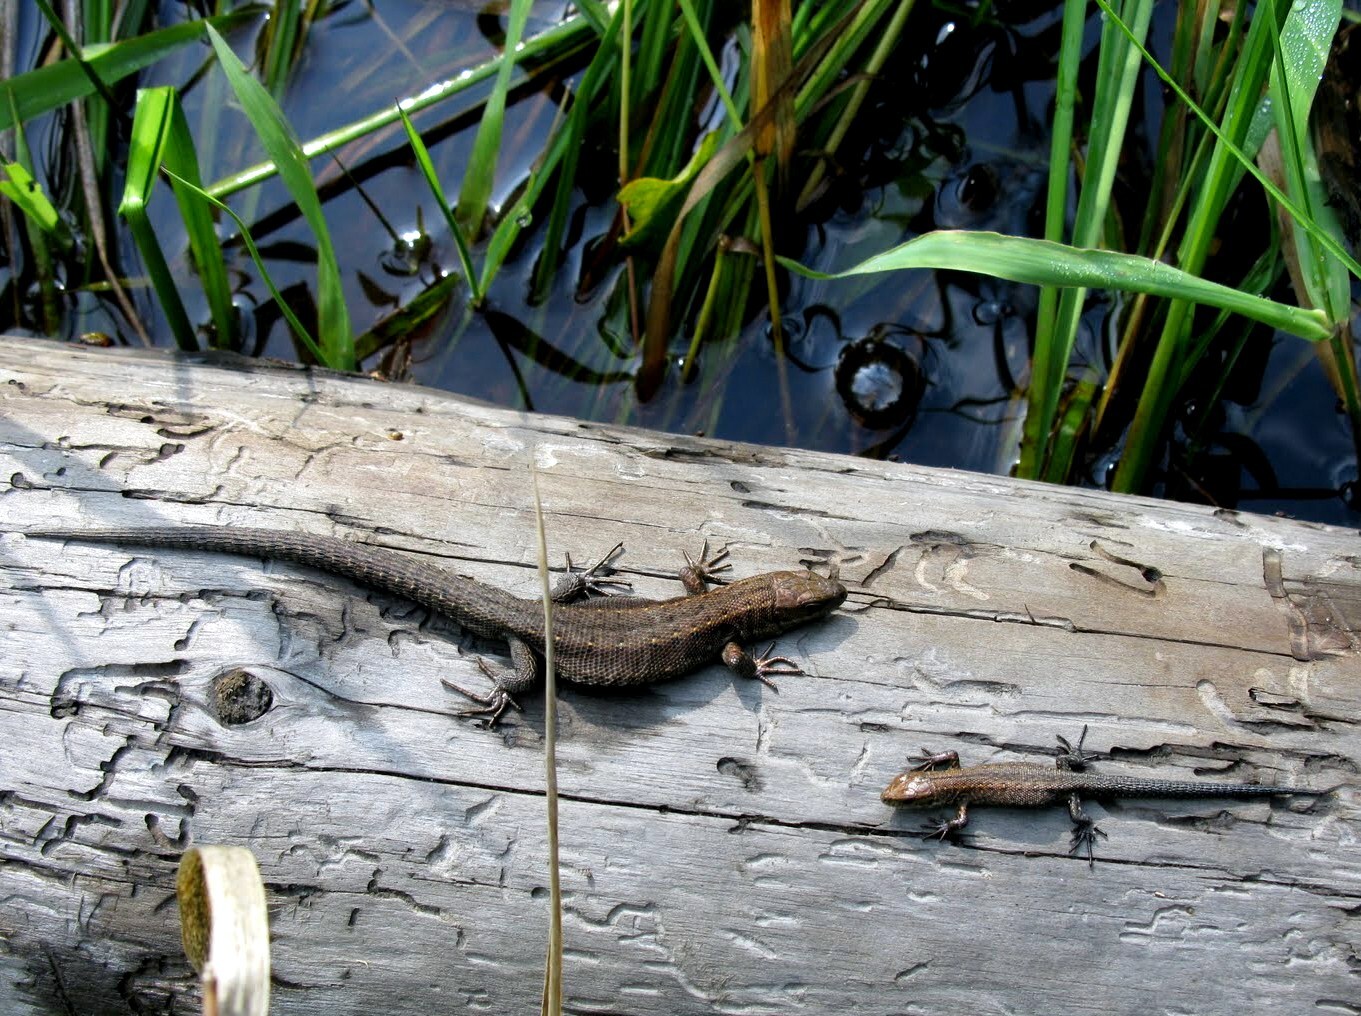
{"left": 8, "top": 1, "right": 1359, "bottom": 527}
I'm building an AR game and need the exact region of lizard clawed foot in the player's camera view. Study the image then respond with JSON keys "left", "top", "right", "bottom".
{"left": 442, "top": 660, "right": 522, "bottom": 727}
{"left": 1069, "top": 817, "right": 1108, "bottom": 868}
{"left": 723, "top": 641, "right": 802, "bottom": 691}
{"left": 919, "top": 819, "right": 965, "bottom": 842}
{"left": 909, "top": 749, "right": 960, "bottom": 772}
{"left": 554, "top": 542, "right": 631, "bottom": 601}
{"left": 444, "top": 681, "right": 521, "bottom": 727}
{"left": 683, "top": 540, "right": 732, "bottom": 586}
{"left": 1055, "top": 725, "right": 1098, "bottom": 771}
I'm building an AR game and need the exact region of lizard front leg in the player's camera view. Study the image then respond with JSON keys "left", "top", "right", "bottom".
{"left": 921, "top": 802, "right": 970, "bottom": 841}
{"left": 720, "top": 640, "right": 802, "bottom": 691}
{"left": 909, "top": 749, "right": 962, "bottom": 772}
{"left": 685, "top": 543, "right": 804, "bottom": 690}
{"left": 678, "top": 540, "right": 731, "bottom": 594}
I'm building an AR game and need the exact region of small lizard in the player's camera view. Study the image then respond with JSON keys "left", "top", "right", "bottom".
{"left": 26, "top": 527, "right": 846, "bottom": 724}
{"left": 882, "top": 728, "right": 1320, "bottom": 865}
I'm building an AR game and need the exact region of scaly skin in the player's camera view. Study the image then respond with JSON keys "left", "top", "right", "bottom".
{"left": 882, "top": 731, "right": 1320, "bottom": 865}
{"left": 27, "top": 527, "right": 847, "bottom": 723}
{"left": 881, "top": 760, "right": 1310, "bottom": 809}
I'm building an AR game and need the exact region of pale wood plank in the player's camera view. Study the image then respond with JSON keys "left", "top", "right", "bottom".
{"left": 0, "top": 336, "right": 1356, "bottom": 1015}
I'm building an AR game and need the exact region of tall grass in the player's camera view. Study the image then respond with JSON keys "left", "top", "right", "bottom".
{"left": 1, "top": 1, "right": 1356, "bottom": 500}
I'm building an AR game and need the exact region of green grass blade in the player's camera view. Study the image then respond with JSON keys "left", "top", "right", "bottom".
{"left": 261, "top": 0, "right": 304, "bottom": 96}
{"left": 526, "top": 4, "right": 625, "bottom": 299}
{"left": 119, "top": 88, "right": 199, "bottom": 350}
{"left": 351, "top": 273, "right": 463, "bottom": 362}
{"left": 1043, "top": 375, "right": 1101, "bottom": 484}
{"left": 1179, "top": 245, "right": 1282, "bottom": 390}
{"left": 796, "top": 0, "right": 916, "bottom": 209}
{"left": 4, "top": 98, "right": 62, "bottom": 334}
{"left": 204, "top": 23, "right": 353, "bottom": 370}
{"left": 396, "top": 106, "right": 481, "bottom": 305}
{"left": 573, "top": 0, "right": 611, "bottom": 34}
{"left": 0, "top": 10, "right": 254, "bottom": 131}
{"left": 780, "top": 230, "right": 1331, "bottom": 342}
{"left": 1110, "top": 0, "right": 1272, "bottom": 493}
{"left": 1268, "top": 1, "right": 1361, "bottom": 438}
{"left": 1101, "top": 0, "right": 1356, "bottom": 491}
{"left": 1095, "top": 0, "right": 1361, "bottom": 285}
{"left": 1269, "top": 0, "right": 1346, "bottom": 318}
{"left": 1020, "top": 0, "right": 1091, "bottom": 479}
{"left": 1023, "top": 0, "right": 1153, "bottom": 482}
{"left": 78, "top": 0, "right": 117, "bottom": 176}
{"left": 206, "top": 14, "right": 597, "bottom": 199}
{"left": 635, "top": 0, "right": 673, "bottom": 104}
{"left": 163, "top": 169, "right": 325, "bottom": 364}
{"left": 160, "top": 95, "right": 237, "bottom": 349}
{"left": 454, "top": 0, "right": 532, "bottom": 237}
{"left": 120, "top": 86, "right": 236, "bottom": 349}
{"left": 619, "top": 0, "right": 633, "bottom": 188}
{"left": 639, "top": 0, "right": 712, "bottom": 179}
{"left": 677, "top": 0, "right": 743, "bottom": 129}
{"left": 481, "top": 167, "right": 540, "bottom": 297}
{"left": 793, "top": 0, "right": 894, "bottom": 115}
{"left": 1273, "top": 0, "right": 1337, "bottom": 132}
{"left": 32, "top": 0, "right": 120, "bottom": 112}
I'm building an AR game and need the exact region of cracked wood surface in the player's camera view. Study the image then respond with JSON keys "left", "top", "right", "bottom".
{"left": 0, "top": 336, "right": 1357, "bottom": 1015}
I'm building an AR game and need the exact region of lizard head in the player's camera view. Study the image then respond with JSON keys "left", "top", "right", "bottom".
{"left": 880, "top": 771, "right": 944, "bottom": 805}
{"left": 767, "top": 570, "right": 847, "bottom": 628}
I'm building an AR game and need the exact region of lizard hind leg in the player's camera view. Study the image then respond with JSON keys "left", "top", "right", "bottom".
{"left": 553, "top": 542, "right": 632, "bottom": 601}
{"left": 1055, "top": 725, "right": 1099, "bottom": 771}
{"left": 441, "top": 639, "right": 542, "bottom": 727}
{"left": 1066, "top": 793, "right": 1107, "bottom": 868}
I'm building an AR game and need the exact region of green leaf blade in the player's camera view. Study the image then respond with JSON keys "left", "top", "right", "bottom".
{"left": 781, "top": 231, "right": 1331, "bottom": 342}
{"left": 0, "top": 11, "right": 255, "bottom": 132}
{"left": 118, "top": 87, "right": 198, "bottom": 350}
{"left": 204, "top": 23, "right": 353, "bottom": 369}
{"left": 454, "top": 0, "right": 533, "bottom": 237}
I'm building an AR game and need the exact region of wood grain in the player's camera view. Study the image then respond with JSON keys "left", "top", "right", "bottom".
{"left": 1, "top": 337, "right": 1356, "bottom": 1015}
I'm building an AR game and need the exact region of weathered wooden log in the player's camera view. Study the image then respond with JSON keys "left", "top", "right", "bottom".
{"left": 0, "top": 336, "right": 1356, "bottom": 1015}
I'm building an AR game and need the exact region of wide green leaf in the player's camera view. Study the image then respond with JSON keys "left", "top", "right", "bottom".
{"left": 0, "top": 163, "right": 66, "bottom": 240}
{"left": 618, "top": 131, "right": 721, "bottom": 250}
{"left": 781, "top": 230, "right": 1331, "bottom": 342}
